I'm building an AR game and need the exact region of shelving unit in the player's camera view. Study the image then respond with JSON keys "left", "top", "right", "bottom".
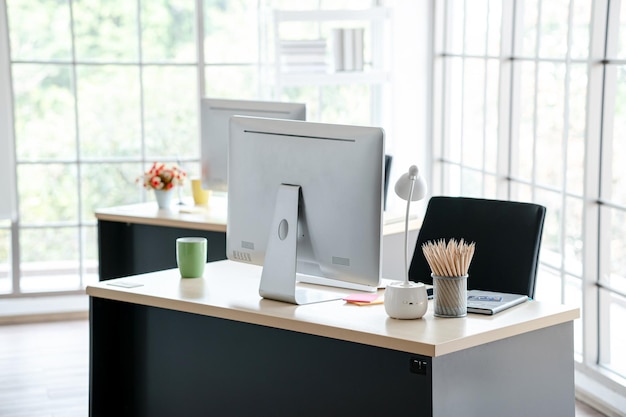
{"left": 266, "top": 6, "right": 393, "bottom": 126}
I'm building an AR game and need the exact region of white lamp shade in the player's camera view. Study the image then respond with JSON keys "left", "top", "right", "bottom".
{"left": 394, "top": 165, "right": 427, "bottom": 201}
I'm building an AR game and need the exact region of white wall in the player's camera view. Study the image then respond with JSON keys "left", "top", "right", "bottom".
{"left": 384, "top": 0, "right": 431, "bottom": 218}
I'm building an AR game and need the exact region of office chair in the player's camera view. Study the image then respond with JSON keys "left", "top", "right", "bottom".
{"left": 408, "top": 196, "right": 546, "bottom": 298}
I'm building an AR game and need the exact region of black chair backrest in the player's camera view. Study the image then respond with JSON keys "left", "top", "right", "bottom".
{"left": 408, "top": 196, "right": 546, "bottom": 298}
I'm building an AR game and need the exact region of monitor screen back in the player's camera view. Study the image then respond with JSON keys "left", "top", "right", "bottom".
{"left": 227, "top": 115, "right": 384, "bottom": 288}
{"left": 200, "top": 98, "right": 306, "bottom": 191}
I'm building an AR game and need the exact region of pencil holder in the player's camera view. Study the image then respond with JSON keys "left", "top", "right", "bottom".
{"left": 432, "top": 274, "right": 468, "bottom": 318}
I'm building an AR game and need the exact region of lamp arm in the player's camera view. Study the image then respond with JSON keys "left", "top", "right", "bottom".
{"left": 403, "top": 177, "right": 415, "bottom": 285}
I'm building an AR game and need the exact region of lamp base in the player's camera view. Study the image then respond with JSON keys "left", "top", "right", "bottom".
{"left": 384, "top": 281, "right": 428, "bottom": 319}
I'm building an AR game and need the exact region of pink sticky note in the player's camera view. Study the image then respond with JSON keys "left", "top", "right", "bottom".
{"left": 343, "top": 293, "right": 380, "bottom": 303}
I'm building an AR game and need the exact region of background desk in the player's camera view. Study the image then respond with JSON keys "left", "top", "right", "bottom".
{"left": 95, "top": 198, "right": 228, "bottom": 280}
{"left": 95, "top": 198, "right": 419, "bottom": 281}
{"left": 87, "top": 260, "right": 579, "bottom": 417}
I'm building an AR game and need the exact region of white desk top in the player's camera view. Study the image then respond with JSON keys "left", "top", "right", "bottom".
{"left": 94, "top": 196, "right": 418, "bottom": 236}
{"left": 94, "top": 196, "right": 228, "bottom": 233}
{"left": 86, "top": 260, "right": 579, "bottom": 357}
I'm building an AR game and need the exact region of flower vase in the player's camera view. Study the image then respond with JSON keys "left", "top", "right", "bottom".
{"left": 154, "top": 189, "right": 173, "bottom": 209}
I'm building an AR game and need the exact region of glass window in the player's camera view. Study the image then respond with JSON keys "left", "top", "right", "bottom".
{"left": 3, "top": 0, "right": 389, "bottom": 299}
{"left": 12, "top": 64, "right": 76, "bottom": 161}
{"left": 143, "top": 65, "right": 198, "bottom": 160}
{"left": 434, "top": 0, "right": 626, "bottom": 401}
{"left": 0, "top": 221, "right": 11, "bottom": 295}
{"left": 141, "top": 1, "right": 196, "bottom": 63}
{"left": 6, "top": 0, "right": 72, "bottom": 61}
{"left": 72, "top": 0, "right": 139, "bottom": 62}
{"left": 77, "top": 65, "right": 142, "bottom": 159}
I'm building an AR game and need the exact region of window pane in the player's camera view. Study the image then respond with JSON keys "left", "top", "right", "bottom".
{"left": 12, "top": 64, "right": 76, "bottom": 161}
{"left": 204, "top": 66, "right": 258, "bottom": 98}
{"left": 607, "top": 208, "right": 626, "bottom": 294}
{"left": 279, "top": 85, "right": 320, "bottom": 120}
{"left": 83, "top": 225, "right": 99, "bottom": 287}
{"left": 510, "top": 182, "right": 532, "bottom": 203}
{"left": 567, "top": 64, "right": 587, "bottom": 196}
{"left": 141, "top": 0, "right": 196, "bottom": 63}
{"left": 600, "top": 290, "right": 626, "bottom": 379}
{"left": 486, "top": 0, "right": 502, "bottom": 56}
{"left": 19, "top": 227, "right": 80, "bottom": 292}
{"left": 18, "top": 164, "right": 78, "bottom": 224}
{"left": 538, "top": 0, "right": 569, "bottom": 59}
{"left": 6, "top": 0, "right": 72, "bottom": 61}
{"left": 319, "top": 84, "right": 371, "bottom": 125}
{"left": 446, "top": 57, "right": 463, "bottom": 163}
{"left": 445, "top": 0, "right": 465, "bottom": 54}
{"left": 445, "top": 164, "right": 462, "bottom": 195}
{"left": 564, "top": 274, "right": 583, "bottom": 356}
{"left": 535, "top": 188, "right": 562, "bottom": 267}
{"left": 81, "top": 163, "right": 143, "bottom": 223}
{"left": 570, "top": 0, "right": 592, "bottom": 59}
{"left": 515, "top": 61, "right": 536, "bottom": 182}
{"left": 616, "top": 1, "right": 626, "bottom": 59}
{"left": 565, "top": 197, "right": 583, "bottom": 276}
{"left": 462, "top": 58, "right": 486, "bottom": 169}
{"left": 464, "top": 0, "right": 488, "bottom": 56}
{"left": 534, "top": 267, "right": 561, "bottom": 303}
{"left": 203, "top": 0, "right": 258, "bottom": 64}
{"left": 73, "top": 0, "right": 138, "bottom": 62}
{"left": 0, "top": 223, "right": 11, "bottom": 295}
{"left": 77, "top": 65, "right": 142, "bottom": 158}
{"left": 143, "top": 66, "right": 199, "bottom": 160}
{"left": 483, "top": 173, "right": 497, "bottom": 198}
{"left": 460, "top": 168, "right": 483, "bottom": 197}
{"left": 535, "top": 62, "right": 565, "bottom": 189}
{"left": 520, "top": 0, "right": 539, "bottom": 57}
{"left": 484, "top": 59, "right": 499, "bottom": 172}
{"left": 609, "top": 65, "right": 626, "bottom": 206}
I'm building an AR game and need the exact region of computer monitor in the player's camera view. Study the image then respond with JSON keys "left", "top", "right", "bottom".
{"left": 227, "top": 116, "right": 385, "bottom": 305}
{"left": 200, "top": 98, "right": 306, "bottom": 192}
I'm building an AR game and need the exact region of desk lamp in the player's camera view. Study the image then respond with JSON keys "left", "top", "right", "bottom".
{"left": 384, "top": 165, "right": 429, "bottom": 319}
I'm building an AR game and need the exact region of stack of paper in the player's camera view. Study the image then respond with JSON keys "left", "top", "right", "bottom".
{"left": 279, "top": 39, "right": 327, "bottom": 73}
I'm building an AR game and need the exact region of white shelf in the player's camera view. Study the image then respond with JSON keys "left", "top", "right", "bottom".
{"left": 268, "top": 6, "right": 393, "bottom": 123}
{"left": 274, "top": 7, "right": 391, "bottom": 23}
{"left": 277, "top": 70, "right": 390, "bottom": 87}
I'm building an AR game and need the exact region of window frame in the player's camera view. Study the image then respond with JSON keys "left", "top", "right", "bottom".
{"left": 432, "top": 0, "right": 626, "bottom": 407}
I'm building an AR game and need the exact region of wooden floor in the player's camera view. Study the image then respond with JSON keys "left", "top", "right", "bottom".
{"left": 0, "top": 319, "right": 609, "bottom": 417}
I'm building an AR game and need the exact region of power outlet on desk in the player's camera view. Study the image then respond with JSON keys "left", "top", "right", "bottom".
{"left": 409, "top": 357, "right": 428, "bottom": 375}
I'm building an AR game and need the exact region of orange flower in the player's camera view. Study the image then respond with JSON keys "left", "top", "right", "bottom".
{"left": 137, "top": 162, "right": 186, "bottom": 190}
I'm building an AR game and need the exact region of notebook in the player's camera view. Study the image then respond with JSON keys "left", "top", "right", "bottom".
{"left": 466, "top": 290, "right": 529, "bottom": 315}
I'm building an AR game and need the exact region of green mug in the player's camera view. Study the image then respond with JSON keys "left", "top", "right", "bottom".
{"left": 176, "top": 237, "right": 207, "bottom": 278}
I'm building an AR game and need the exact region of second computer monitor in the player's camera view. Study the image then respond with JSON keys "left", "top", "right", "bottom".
{"left": 200, "top": 98, "right": 306, "bottom": 192}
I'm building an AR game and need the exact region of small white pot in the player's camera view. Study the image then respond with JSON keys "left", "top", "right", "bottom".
{"left": 384, "top": 281, "right": 429, "bottom": 319}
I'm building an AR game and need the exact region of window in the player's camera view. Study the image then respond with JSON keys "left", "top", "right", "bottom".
{"left": 2, "top": 0, "right": 419, "bottom": 297}
{"left": 433, "top": 0, "right": 626, "bottom": 408}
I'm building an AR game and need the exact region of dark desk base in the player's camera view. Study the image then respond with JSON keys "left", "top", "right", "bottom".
{"left": 98, "top": 220, "right": 226, "bottom": 280}
{"left": 90, "top": 298, "right": 574, "bottom": 417}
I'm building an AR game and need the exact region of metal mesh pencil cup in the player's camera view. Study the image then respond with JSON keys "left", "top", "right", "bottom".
{"left": 432, "top": 274, "right": 468, "bottom": 317}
